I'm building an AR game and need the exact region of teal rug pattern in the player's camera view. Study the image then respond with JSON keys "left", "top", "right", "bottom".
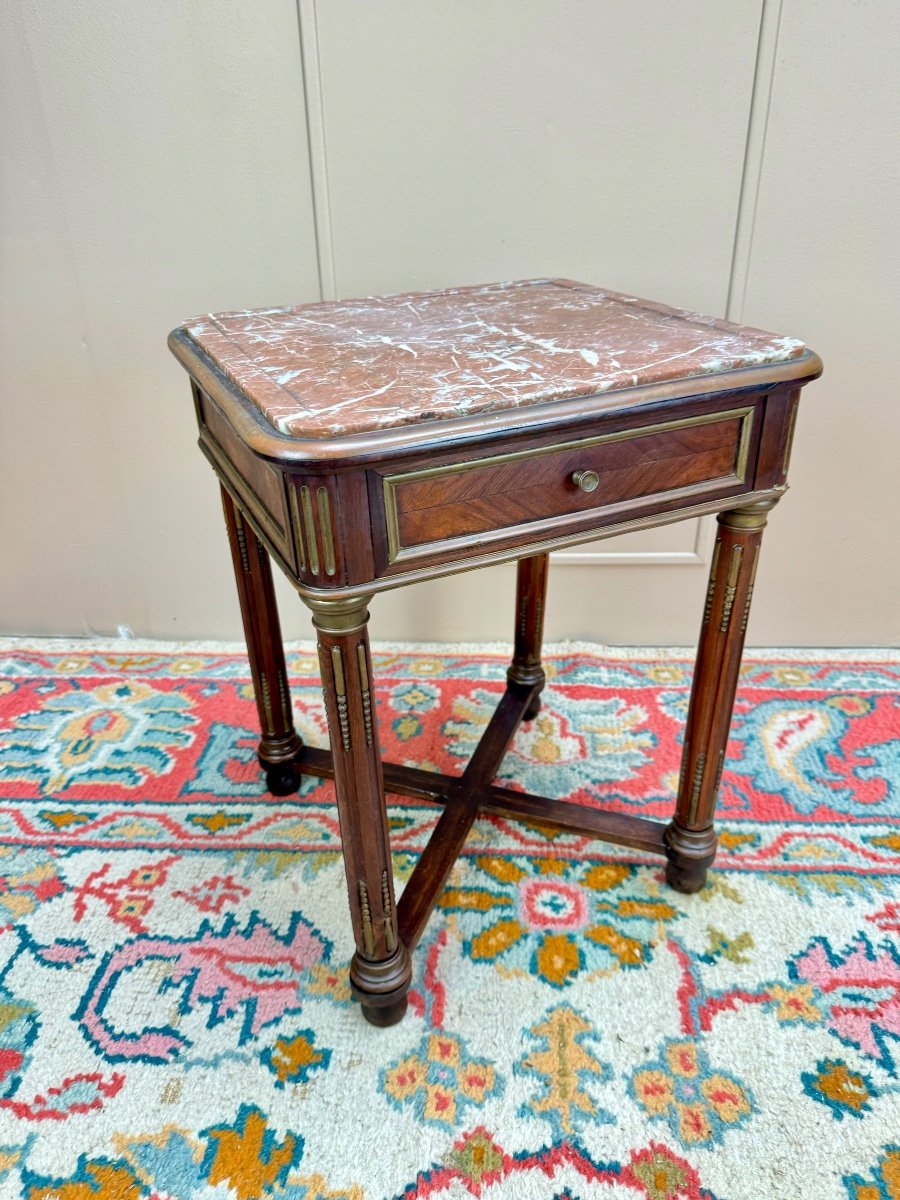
{"left": 0, "top": 640, "right": 898, "bottom": 1199}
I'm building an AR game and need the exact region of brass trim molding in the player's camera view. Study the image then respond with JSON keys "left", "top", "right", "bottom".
{"left": 234, "top": 511, "right": 252, "bottom": 574}
{"left": 288, "top": 485, "right": 307, "bottom": 572}
{"left": 358, "top": 880, "right": 375, "bottom": 958}
{"left": 678, "top": 739, "right": 690, "bottom": 797}
{"left": 317, "top": 487, "right": 336, "bottom": 576}
{"left": 276, "top": 668, "right": 292, "bottom": 726}
{"left": 719, "top": 545, "right": 744, "bottom": 634}
{"left": 381, "top": 870, "right": 396, "bottom": 952}
{"left": 258, "top": 670, "right": 273, "bottom": 730}
{"left": 285, "top": 485, "right": 784, "bottom": 604}
{"left": 718, "top": 497, "right": 778, "bottom": 531}
{"left": 702, "top": 540, "right": 722, "bottom": 626}
{"left": 713, "top": 750, "right": 726, "bottom": 801}
{"left": 330, "top": 646, "right": 351, "bottom": 752}
{"left": 300, "top": 486, "right": 320, "bottom": 575}
{"left": 687, "top": 751, "right": 708, "bottom": 826}
{"left": 357, "top": 643, "right": 374, "bottom": 747}
{"left": 382, "top": 406, "right": 755, "bottom": 564}
{"left": 304, "top": 595, "right": 372, "bottom": 634}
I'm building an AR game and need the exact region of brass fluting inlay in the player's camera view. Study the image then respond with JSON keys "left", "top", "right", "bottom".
{"left": 719, "top": 545, "right": 744, "bottom": 633}
{"left": 317, "top": 487, "right": 336, "bottom": 577}
{"left": 300, "top": 486, "right": 319, "bottom": 575}
{"left": 357, "top": 643, "right": 374, "bottom": 747}
{"left": 331, "top": 645, "right": 351, "bottom": 752}
{"left": 677, "top": 738, "right": 690, "bottom": 798}
{"left": 259, "top": 670, "right": 274, "bottom": 729}
{"left": 381, "top": 870, "right": 396, "bottom": 952}
{"left": 277, "top": 668, "right": 291, "bottom": 725}
{"left": 234, "top": 514, "right": 251, "bottom": 575}
{"left": 741, "top": 544, "right": 761, "bottom": 634}
{"left": 703, "top": 541, "right": 722, "bottom": 626}
{"left": 713, "top": 749, "right": 725, "bottom": 799}
{"left": 358, "top": 880, "right": 375, "bottom": 958}
{"left": 688, "top": 751, "right": 707, "bottom": 826}
{"left": 289, "top": 486, "right": 307, "bottom": 572}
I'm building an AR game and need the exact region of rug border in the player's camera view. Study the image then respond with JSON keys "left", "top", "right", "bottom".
{"left": 2, "top": 636, "right": 900, "bottom": 663}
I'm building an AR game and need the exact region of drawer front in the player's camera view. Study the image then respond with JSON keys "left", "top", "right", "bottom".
{"left": 382, "top": 406, "right": 755, "bottom": 564}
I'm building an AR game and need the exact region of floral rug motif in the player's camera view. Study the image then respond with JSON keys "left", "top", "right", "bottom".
{"left": 0, "top": 638, "right": 898, "bottom": 1199}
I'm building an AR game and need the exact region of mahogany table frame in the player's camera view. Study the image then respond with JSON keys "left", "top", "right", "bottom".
{"left": 170, "top": 320, "right": 821, "bottom": 1026}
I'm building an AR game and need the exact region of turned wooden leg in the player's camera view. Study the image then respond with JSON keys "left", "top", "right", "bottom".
{"left": 665, "top": 499, "right": 776, "bottom": 893}
{"left": 221, "top": 486, "right": 303, "bottom": 795}
{"left": 305, "top": 595, "right": 411, "bottom": 1025}
{"left": 507, "top": 554, "right": 549, "bottom": 720}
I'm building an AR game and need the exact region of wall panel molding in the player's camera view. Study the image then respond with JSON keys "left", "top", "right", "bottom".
{"left": 726, "top": 0, "right": 783, "bottom": 323}
{"left": 562, "top": 0, "right": 774, "bottom": 575}
{"left": 552, "top": 516, "right": 715, "bottom": 566}
{"left": 297, "top": 0, "right": 337, "bottom": 301}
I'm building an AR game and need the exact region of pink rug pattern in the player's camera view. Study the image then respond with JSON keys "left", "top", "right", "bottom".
{"left": 0, "top": 640, "right": 898, "bottom": 1199}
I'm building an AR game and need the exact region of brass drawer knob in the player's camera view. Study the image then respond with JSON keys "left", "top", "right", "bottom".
{"left": 572, "top": 468, "right": 600, "bottom": 493}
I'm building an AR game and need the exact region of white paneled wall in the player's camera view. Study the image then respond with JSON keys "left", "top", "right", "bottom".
{"left": 2, "top": 1, "right": 898, "bottom": 644}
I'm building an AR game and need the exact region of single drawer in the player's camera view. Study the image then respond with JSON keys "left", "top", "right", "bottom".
{"left": 381, "top": 406, "right": 755, "bottom": 564}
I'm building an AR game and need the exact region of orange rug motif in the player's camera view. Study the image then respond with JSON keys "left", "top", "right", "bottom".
{"left": 0, "top": 639, "right": 898, "bottom": 1199}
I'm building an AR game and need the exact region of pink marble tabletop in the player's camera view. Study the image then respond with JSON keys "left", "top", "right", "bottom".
{"left": 183, "top": 279, "right": 807, "bottom": 439}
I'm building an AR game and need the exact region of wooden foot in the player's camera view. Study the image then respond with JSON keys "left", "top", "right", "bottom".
{"left": 221, "top": 487, "right": 303, "bottom": 787}
{"left": 664, "top": 824, "right": 716, "bottom": 894}
{"left": 265, "top": 762, "right": 301, "bottom": 796}
{"left": 305, "top": 595, "right": 411, "bottom": 1020}
{"left": 361, "top": 995, "right": 409, "bottom": 1028}
{"left": 666, "top": 500, "right": 776, "bottom": 892}
{"left": 665, "top": 858, "right": 710, "bottom": 894}
{"left": 507, "top": 554, "right": 549, "bottom": 720}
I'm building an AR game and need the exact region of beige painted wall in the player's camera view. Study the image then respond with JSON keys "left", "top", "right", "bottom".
{"left": 3, "top": 1, "right": 898, "bottom": 645}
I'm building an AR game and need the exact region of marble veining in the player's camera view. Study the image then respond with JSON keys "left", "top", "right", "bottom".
{"left": 183, "top": 279, "right": 806, "bottom": 438}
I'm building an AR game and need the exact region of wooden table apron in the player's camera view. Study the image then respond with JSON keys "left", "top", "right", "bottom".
{"left": 171, "top": 327, "right": 820, "bottom": 1026}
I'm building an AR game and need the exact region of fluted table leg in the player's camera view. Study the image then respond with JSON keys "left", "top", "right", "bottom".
{"left": 665, "top": 499, "right": 777, "bottom": 893}
{"left": 304, "top": 595, "right": 411, "bottom": 1026}
{"left": 221, "top": 486, "right": 303, "bottom": 795}
{"left": 507, "top": 554, "right": 549, "bottom": 720}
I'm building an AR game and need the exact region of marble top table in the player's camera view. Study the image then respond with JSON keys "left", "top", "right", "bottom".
{"left": 177, "top": 277, "right": 812, "bottom": 441}
{"left": 169, "top": 279, "right": 821, "bottom": 1025}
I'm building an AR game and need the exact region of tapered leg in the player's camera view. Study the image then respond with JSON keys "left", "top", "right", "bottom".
{"left": 665, "top": 499, "right": 777, "bottom": 893}
{"left": 221, "top": 486, "right": 303, "bottom": 795}
{"left": 507, "top": 554, "right": 549, "bottom": 720}
{"left": 304, "top": 595, "right": 411, "bottom": 1025}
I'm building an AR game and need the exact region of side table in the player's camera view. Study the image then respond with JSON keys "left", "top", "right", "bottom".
{"left": 169, "top": 279, "right": 821, "bottom": 1025}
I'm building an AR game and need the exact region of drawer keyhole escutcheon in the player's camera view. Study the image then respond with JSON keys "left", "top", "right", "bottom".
{"left": 572, "top": 468, "right": 600, "bottom": 493}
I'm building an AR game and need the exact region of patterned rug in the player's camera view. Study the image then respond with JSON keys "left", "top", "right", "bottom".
{"left": 0, "top": 639, "right": 898, "bottom": 1200}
